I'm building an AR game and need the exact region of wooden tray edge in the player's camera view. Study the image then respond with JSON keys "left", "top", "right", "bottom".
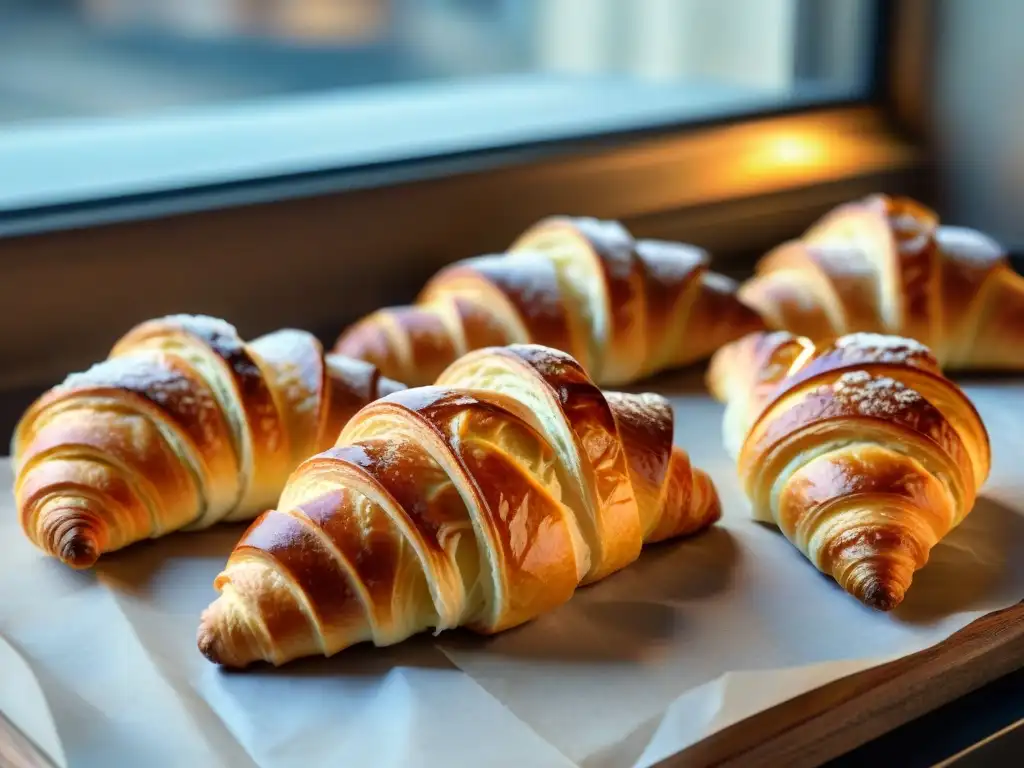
{"left": 657, "top": 600, "right": 1024, "bottom": 768}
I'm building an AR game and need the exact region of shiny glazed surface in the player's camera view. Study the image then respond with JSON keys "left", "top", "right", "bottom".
{"left": 13, "top": 314, "right": 403, "bottom": 568}
{"left": 199, "top": 343, "right": 722, "bottom": 668}
{"left": 334, "top": 215, "right": 764, "bottom": 387}
{"left": 739, "top": 194, "right": 1024, "bottom": 370}
{"left": 709, "top": 330, "right": 991, "bottom": 611}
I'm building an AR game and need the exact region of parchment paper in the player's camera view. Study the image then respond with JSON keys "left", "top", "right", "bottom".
{"left": 2, "top": 377, "right": 1023, "bottom": 768}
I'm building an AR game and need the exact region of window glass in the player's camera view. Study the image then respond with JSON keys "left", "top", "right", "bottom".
{"left": 0, "top": 0, "right": 877, "bottom": 209}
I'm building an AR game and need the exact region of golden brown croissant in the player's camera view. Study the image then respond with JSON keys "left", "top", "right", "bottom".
{"left": 12, "top": 314, "right": 404, "bottom": 569}
{"left": 739, "top": 194, "right": 1024, "bottom": 370}
{"left": 708, "top": 330, "right": 991, "bottom": 611}
{"left": 334, "top": 216, "right": 764, "bottom": 387}
{"left": 198, "top": 343, "right": 721, "bottom": 668}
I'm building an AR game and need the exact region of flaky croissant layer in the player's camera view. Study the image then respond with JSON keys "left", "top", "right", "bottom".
{"left": 739, "top": 194, "right": 1024, "bottom": 370}
{"left": 13, "top": 315, "right": 403, "bottom": 568}
{"left": 709, "top": 330, "right": 990, "bottom": 611}
{"left": 198, "top": 344, "right": 721, "bottom": 668}
{"left": 334, "top": 216, "right": 764, "bottom": 387}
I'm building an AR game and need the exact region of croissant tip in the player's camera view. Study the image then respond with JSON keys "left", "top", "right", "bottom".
{"left": 197, "top": 611, "right": 231, "bottom": 667}
{"left": 197, "top": 599, "right": 263, "bottom": 669}
{"left": 56, "top": 526, "right": 100, "bottom": 569}
{"left": 693, "top": 466, "right": 723, "bottom": 530}
{"left": 860, "top": 579, "right": 905, "bottom": 612}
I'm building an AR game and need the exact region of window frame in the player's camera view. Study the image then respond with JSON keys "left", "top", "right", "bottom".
{"left": 0, "top": 0, "right": 929, "bottom": 411}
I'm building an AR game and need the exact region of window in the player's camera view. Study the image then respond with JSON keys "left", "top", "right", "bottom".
{"left": 0, "top": 0, "right": 922, "bottom": 435}
{"left": 1, "top": 0, "right": 878, "bottom": 213}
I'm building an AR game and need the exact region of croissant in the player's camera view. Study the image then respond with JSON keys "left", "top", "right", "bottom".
{"left": 708, "top": 330, "right": 991, "bottom": 611}
{"left": 12, "top": 314, "right": 404, "bottom": 569}
{"left": 738, "top": 194, "right": 1024, "bottom": 370}
{"left": 333, "top": 216, "right": 764, "bottom": 387}
{"left": 198, "top": 343, "right": 721, "bottom": 668}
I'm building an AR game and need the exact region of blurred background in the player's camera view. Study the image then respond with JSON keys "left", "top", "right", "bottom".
{"left": 0, "top": 0, "right": 1020, "bottom": 431}
{"left": 1, "top": 0, "right": 878, "bottom": 215}
{"left": 3, "top": 0, "right": 868, "bottom": 124}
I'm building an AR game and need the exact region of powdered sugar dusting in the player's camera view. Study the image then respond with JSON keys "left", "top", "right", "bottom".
{"left": 833, "top": 370, "right": 872, "bottom": 387}
{"left": 937, "top": 226, "right": 1006, "bottom": 266}
{"left": 162, "top": 314, "right": 238, "bottom": 339}
{"left": 834, "top": 333, "right": 933, "bottom": 364}
{"left": 53, "top": 354, "right": 229, "bottom": 449}
{"left": 832, "top": 370, "right": 923, "bottom": 416}
{"left": 61, "top": 355, "right": 181, "bottom": 394}
{"left": 634, "top": 239, "right": 706, "bottom": 285}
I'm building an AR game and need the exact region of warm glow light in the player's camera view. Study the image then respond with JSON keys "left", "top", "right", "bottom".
{"left": 764, "top": 132, "right": 827, "bottom": 167}
{"left": 728, "top": 128, "right": 836, "bottom": 189}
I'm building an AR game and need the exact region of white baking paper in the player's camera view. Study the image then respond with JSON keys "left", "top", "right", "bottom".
{"left": 2, "top": 376, "right": 1022, "bottom": 768}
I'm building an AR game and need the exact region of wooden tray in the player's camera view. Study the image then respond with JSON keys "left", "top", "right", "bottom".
{"left": 662, "top": 601, "right": 1024, "bottom": 767}
{"left": 0, "top": 712, "right": 54, "bottom": 768}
